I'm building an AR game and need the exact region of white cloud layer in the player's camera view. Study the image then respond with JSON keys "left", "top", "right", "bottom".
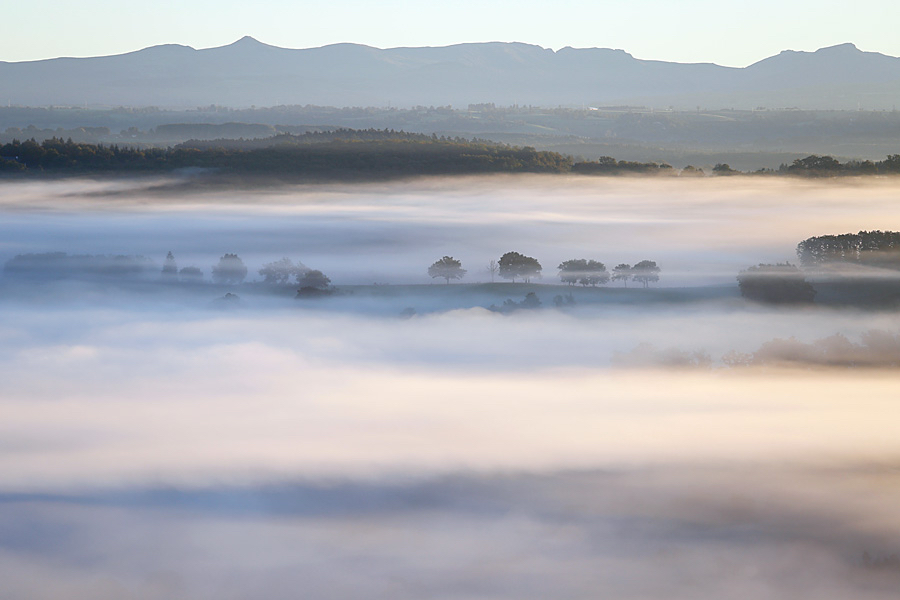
{"left": 3, "top": 175, "right": 900, "bottom": 598}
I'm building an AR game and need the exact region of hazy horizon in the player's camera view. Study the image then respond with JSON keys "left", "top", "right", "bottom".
{"left": 4, "top": 0, "right": 899, "bottom": 67}
{"left": 1, "top": 36, "right": 890, "bottom": 67}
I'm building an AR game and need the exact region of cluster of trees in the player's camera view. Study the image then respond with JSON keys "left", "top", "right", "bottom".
{"left": 737, "top": 229, "right": 900, "bottom": 305}
{"left": 428, "top": 253, "right": 543, "bottom": 284}
{"left": 489, "top": 292, "right": 542, "bottom": 313}
{"left": 178, "top": 128, "right": 462, "bottom": 151}
{"left": 4, "top": 250, "right": 333, "bottom": 291}
{"left": 219, "top": 254, "right": 331, "bottom": 290}
{"left": 572, "top": 157, "right": 672, "bottom": 174}
{"left": 783, "top": 154, "right": 900, "bottom": 176}
{"left": 557, "top": 259, "right": 661, "bottom": 288}
{"left": 796, "top": 230, "right": 900, "bottom": 268}
{"left": 736, "top": 263, "right": 816, "bottom": 304}
{"left": 10, "top": 132, "right": 900, "bottom": 179}
{"left": 427, "top": 254, "right": 662, "bottom": 287}
{"left": 734, "top": 229, "right": 900, "bottom": 304}
{"left": 0, "top": 138, "right": 165, "bottom": 172}
{"left": 498, "top": 252, "right": 542, "bottom": 283}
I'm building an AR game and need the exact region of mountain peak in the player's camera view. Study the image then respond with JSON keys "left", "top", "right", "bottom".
{"left": 222, "top": 36, "right": 275, "bottom": 49}
{"left": 816, "top": 42, "right": 859, "bottom": 53}
{"left": 776, "top": 43, "right": 859, "bottom": 57}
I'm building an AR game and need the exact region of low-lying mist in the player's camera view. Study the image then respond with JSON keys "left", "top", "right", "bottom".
{"left": 3, "top": 174, "right": 900, "bottom": 598}
{"left": 5, "top": 174, "right": 900, "bottom": 286}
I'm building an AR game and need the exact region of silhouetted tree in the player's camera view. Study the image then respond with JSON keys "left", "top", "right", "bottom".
{"left": 427, "top": 256, "right": 466, "bottom": 284}
{"left": 553, "top": 293, "right": 576, "bottom": 307}
{"left": 212, "top": 253, "right": 247, "bottom": 285}
{"left": 787, "top": 155, "right": 842, "bottom": 175}
{"left": 612, "top": 263, "right": 632, "bottom": 287}
{"left": 179, "top": 266, "right": 203, "bottom": 282}
{"left": 713, "top": 163, "right": 738, "bottom": 175}
{"left": 486, "top": 259, "right": 498, "bottom": 283}
{"left": 520, "top": 292, "right": 541, "bottom": 308}
{"left": 737, "top": 263, "right": 816, "bottom": 304}
{"left": 498, "top": 251, "right": 542, "bottom": 283}
{"left": 299, "top": 269, "right": 331, "bottom": 290}
{"left": 632, "top": 260, "right": 661, "bottom": 288}
{"left": 259, "top": 257, "right": 305, "bottom": 284}
{"left": 557, "top": 259, "right": 609, "bottom": 286}
{"left": 161, "top": 251, "right": 177, "bottom": 278}
{"left": 490, "top": 292, "right": 542, "bottom": 313}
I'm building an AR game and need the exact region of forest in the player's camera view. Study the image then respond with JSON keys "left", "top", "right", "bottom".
{"left": 5, "top": 130, "right": 900, "bottom": 179}
{"left": 0, "top": 134, "right": 572, "bottom": 178}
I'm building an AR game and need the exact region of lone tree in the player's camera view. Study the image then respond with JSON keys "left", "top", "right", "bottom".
{"left": 737, "top": 263, "right": 816, "bottom": 304}
{"left": 486, "top": 259, "right": 498, "bottom": 283}
{"left": 427, "top": 256, "right": 467, "bottom": 284}
{"left": 212, "top": 253, "right": 248, "bottom": 285}
{"left": 632, "top": 260, "right": 661, "bottom": 288}
{"left": 162, "top": 251, "right": 178, "bottom": 278}
{"left": 611, "top": 263, "right": 632, "bottom": 287}
{"left": 179, "top": 266, "right": 203, "bottom": 281}
{"left": 713, "top": 163, "right": 738, "bottom": 175}
{"left": 298, "top": 269, "right": 331, "bottom": 290}
{"left": 498, "top": 251, "right": 542, "bottom": 283}
{"left": 259, "top": 257, "right": 306, "bottom": 284}
{"left": 558, "top": 259, "right": 609, "bottom": 286}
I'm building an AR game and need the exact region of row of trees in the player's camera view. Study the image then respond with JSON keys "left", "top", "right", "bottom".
{"left": 557, "top": 259, "right": 661, "bottom": 288}
{"left": 796, "top": 230, "right": 900, "bottom": 268}
{"left": 9, "top": 133, "right": 900, "bottom": 179}
{"left": 736, "top": 229, "right": 900, "bottom": 305}
{"left": 428, "top": 253, "right": 662, "bottom": 287}
{"left": 163, "top": 252, "right": 331, "bottom": 289}
{"left": 784, "top": 154, "right": 900, "bottom": 176}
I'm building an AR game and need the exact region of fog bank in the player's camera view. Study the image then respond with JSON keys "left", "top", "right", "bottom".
{"left": 3, "top": 175, "right": 900, "bottom": 598}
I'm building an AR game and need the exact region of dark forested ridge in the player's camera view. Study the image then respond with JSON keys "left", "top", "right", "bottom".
{"left": 0, "top": 133, "right": 574, "bottom": 178}
{"left": 5, "top": 130, "right": 900, "bottom": 180}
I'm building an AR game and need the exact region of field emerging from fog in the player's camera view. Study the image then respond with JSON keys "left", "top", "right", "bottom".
{"left": 3, "top": 174, "right": 900, "bottom": 599}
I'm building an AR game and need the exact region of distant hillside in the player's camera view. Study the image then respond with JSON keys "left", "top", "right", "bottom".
{"left": 5, "top": 131, "right": 900, "bottom": 179}
{"left": 3, "top": 38, "right": 900, "bottom": 110}
{"left": 0, "top": 134, "right": 576, "bottom": 179}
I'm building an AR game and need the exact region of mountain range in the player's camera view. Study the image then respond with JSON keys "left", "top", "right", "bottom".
{"left": 3, "top": 37, "right": 900, "bottom": 110}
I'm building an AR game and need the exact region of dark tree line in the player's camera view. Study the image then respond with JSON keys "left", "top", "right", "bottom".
{"left": 424, "top": 254, "right": 662, "bottom": 288}
{"left": 737, "top": 263, "right": 816, "bottom": 304}
{"left": 572, "top": 157, "right": 673, "bottom": 174}
{"left": 556, "top": 259, "right": 661, "bottom": 287}
{"left": 797, "top": 230, "right": 900, "bottom": 268}
{"left": 783, "top": 154, "right": 900, "bottom": 176}
{"left": 9, "top": 134, "right": 900, "bottom": 179}
{"left": 0, "top": 136, "right": 572, "bottom": 177}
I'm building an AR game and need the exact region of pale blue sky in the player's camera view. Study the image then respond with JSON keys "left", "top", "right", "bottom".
{"left": 5, "top": 0, "right": 899, "bottom": 66}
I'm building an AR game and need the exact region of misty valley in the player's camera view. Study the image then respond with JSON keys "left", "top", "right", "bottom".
{"left": 4, "top": 174, "right": 900, "bottom": 599}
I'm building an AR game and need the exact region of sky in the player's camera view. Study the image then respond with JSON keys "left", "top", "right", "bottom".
{"left": 4, "top": 0, "right": 900, "bottom": 67}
